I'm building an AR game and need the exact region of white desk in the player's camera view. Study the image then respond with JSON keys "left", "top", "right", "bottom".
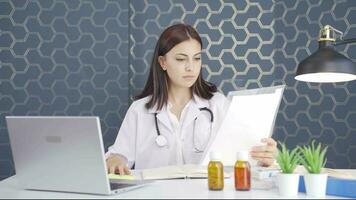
{"left": 0, "top": 175, "right": 348, "bottom": 199}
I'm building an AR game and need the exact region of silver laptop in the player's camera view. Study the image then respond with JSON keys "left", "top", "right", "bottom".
{"left": 6, "top": 116, "right": 149, "bottom": 195}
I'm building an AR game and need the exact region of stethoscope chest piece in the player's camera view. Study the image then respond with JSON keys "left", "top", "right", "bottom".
{"left": 155, "top": 135, "right": 168, "bottom": 147}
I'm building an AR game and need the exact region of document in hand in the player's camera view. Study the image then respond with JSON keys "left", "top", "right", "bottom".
{"left": 202, "top": 85, "right": 285, "bottom": 166}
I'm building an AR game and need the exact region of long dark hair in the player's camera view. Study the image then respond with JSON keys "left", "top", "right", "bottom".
{"left": 135, "top": 23, "right": 217, "bottom": 110}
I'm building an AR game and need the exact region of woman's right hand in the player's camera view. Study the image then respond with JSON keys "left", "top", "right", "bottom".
{"left": 106, "top": 154, "right": 131, "bottom": 175}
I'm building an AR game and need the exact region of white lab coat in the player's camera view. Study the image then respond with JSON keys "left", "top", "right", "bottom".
{"left": 106, "top": 92, "right": 226, "bottom": 169}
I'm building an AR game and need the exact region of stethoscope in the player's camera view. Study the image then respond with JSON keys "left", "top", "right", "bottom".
{"left": 154, "top": 107, "right": 214, "bottom": 153}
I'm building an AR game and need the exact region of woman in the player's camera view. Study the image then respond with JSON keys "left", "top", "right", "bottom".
{"left": 106, "top": 24, "right": 277, "bottom": 175}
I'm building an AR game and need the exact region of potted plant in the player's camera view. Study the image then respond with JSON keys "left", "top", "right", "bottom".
{"left": 276, "top": 142, "right": 301, "bottom": 197}
{"left": 298, "top": 140, "right": 328, "bottom": 197}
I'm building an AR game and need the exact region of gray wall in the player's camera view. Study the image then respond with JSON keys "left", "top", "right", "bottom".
{"left": 0, "top": 0, "right": 355, "bottom": 180}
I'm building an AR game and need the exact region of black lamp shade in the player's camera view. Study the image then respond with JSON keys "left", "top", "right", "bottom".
{"left": 295, "top": 44, "right": 356, "bottom": 83}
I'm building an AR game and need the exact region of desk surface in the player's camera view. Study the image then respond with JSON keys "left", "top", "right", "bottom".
{"left": 0, "top": 175, "right": 349, "bottom": 199}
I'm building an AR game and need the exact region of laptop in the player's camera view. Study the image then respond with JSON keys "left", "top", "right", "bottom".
{"left": 6, "top": 116, "right": 150, "bottom": 195}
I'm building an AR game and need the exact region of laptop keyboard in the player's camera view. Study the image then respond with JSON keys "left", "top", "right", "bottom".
{"left": 110, "top": 182, "right": 135, "bottom": 190}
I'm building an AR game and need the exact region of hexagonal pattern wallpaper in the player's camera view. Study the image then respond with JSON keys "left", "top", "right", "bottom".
{"left": 0, "top": 0, "right": 129, "bottom": 180}
{"left": 273, "top": 0, "right": 356, "bottom": 169}
{"left": 1, "top": 0, "right": 356, "bottom": 180}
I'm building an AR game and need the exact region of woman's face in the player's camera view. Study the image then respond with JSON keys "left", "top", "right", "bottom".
{"left": 159, "top": 39, "right": 202, "bottom": 88}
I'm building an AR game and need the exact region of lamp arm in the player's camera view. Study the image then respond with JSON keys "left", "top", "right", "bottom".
{"left": 335, "top": 38, "right": 356, "bottom": 46}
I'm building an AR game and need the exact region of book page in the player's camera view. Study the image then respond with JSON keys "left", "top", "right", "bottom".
{"left": 324, "top": 168, "right": 356, "bottom": 180}
{"left": 202, "top": 85, "right": 285, "bottom": 166}
{"left": 138, "top": 164, "right": 230, "bottom": 180}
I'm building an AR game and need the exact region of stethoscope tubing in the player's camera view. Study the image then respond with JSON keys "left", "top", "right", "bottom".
{"left": 154, "top": 107, "right": 214, "bottom": 151}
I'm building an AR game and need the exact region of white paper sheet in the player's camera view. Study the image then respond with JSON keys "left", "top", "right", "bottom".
{"left": 201, "top": 85, "right": 285, "bottom": 166}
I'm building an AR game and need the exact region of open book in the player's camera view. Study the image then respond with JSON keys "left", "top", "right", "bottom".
{"left": 109, "top": 164, "right": 231, "bottom": 180}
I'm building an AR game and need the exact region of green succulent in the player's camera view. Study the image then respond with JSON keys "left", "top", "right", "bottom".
{"left": 276, "top": 142, "right": 301, "bottom": 174}
{"left": 298, "top": 140, "right": 328, "bottom": 174}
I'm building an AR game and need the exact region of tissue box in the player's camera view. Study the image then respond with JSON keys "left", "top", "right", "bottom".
{"left": 299, "top": 176, "right": 356, "bottom": 198}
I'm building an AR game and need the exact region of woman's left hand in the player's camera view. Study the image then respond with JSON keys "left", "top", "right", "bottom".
{"left": 250, "top": 138, "right": 277, "bottom": 167}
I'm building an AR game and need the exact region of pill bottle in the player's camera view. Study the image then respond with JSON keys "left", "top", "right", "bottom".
{"left": 208, "top": 151, "right": 224, "bottom": 190}
{"left": 234, "top": 151, "right": 251, "bottom": 191}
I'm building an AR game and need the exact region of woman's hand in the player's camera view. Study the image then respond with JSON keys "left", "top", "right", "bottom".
{"left": 250, "top": 138, "right": 277, "bottom": 167}
{"left": 106, "top": 154, "right": 131, "bottom": 175}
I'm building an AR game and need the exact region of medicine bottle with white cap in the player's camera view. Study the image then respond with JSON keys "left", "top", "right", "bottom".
{"left": 208, "top": 151, "right": 224, "bottom": 190}
{"left": 234, "top": 151, "right": 251, "bottom": 191}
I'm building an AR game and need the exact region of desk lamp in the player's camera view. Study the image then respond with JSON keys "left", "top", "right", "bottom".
{"left": 295, "top": 25, "right": 356, "bottom": 83}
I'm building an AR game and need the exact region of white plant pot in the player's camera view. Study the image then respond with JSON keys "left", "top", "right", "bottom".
{"left": 304, "top": 173, "right": 328, "bottom": 197}
{"left": 277, "top": 173, "right": 300, "bottom": 197}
